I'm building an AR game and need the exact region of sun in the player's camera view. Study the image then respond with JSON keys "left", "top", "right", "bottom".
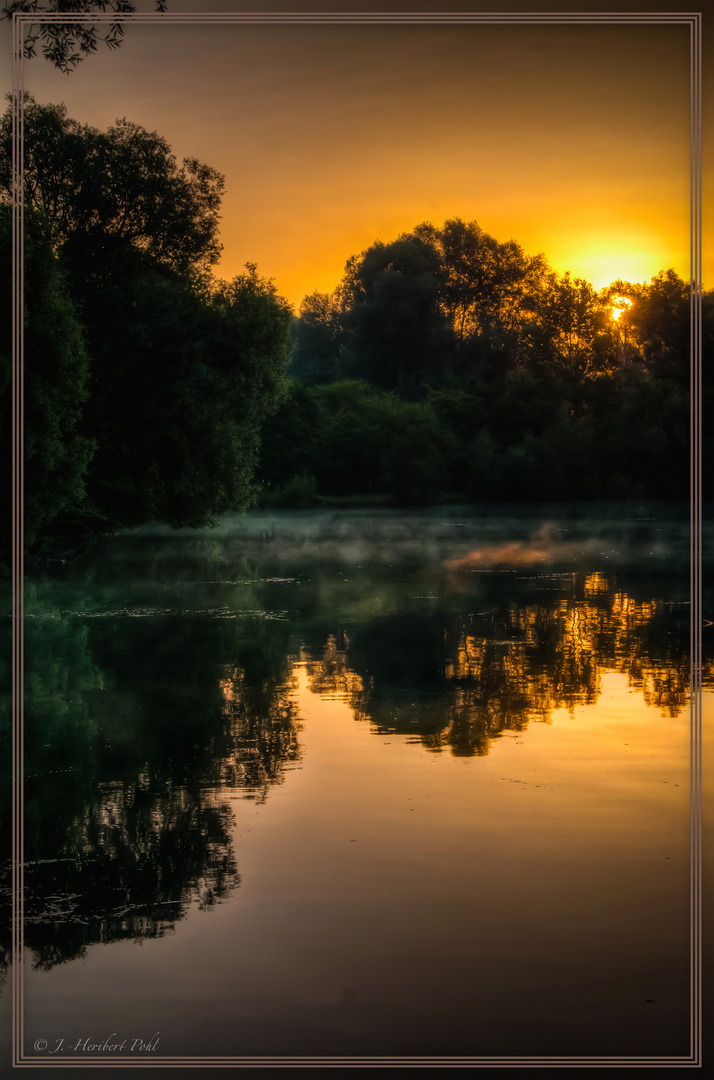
{"left": 610, "top": 296, "right": 633, "bottom": 322}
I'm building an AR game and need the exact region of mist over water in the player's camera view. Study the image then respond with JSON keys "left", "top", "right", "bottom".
{"left": 6, "top": 503, "right": 703, "bottom": 1058}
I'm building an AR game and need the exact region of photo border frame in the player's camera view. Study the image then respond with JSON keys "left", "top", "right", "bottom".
{"left": 9, "top": 7, "right": 704, "bottom": 1069}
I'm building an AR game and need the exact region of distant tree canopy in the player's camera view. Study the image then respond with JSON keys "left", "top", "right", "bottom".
{"left": 1, "top": 90, "right": 700, "bottom": 547}
{"left": 1, "top": 100, "right": 292, "bottom": 552}
{"left": 291, "top": 217, "right": 695, "bottom": 391}
{"left": 292, "top": 218, "right": 643, "bottom": 395}
{"left": 2, "top": 1, "right": 167, "bottom": 74}
{"left": 290, "top": 289, "right": 346, "bottom": 385}
{"left": 270, "top": 217, "right": 696, "bottom": 507}
{"left": 340, "top": 232, "right": 455, "bottom": 396}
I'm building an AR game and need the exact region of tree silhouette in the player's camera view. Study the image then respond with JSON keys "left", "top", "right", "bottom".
{"left": 2, "top": 1, "right": 167, "bottom": 74}
{"left": 528, "top": 270, "right": 616, "bottom": 382}
{"left": 291, "top": 289, "right": 346, "bottom": 385}
{"left": 0, "top": 205, "right": 95, "bottom": 551}
{"left": 1, "top": 100, "right": 292, "bottom": 541}
{"left": 341, "top": 233, "right": 456, "bottom": 396}
{"left": 0, "top": 97, "right": 224, "bottom": 280}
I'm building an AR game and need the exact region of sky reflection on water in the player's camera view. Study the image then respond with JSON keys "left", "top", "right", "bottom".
{"left": 6, "top": 506, "right": 704, "bottom": 1057}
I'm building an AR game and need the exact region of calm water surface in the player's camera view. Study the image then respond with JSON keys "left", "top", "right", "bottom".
{"left": 7, "top": 505, "right": 704, "bottom": 1057}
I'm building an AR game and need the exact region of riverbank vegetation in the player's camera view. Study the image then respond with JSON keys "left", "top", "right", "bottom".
{"left": 1, "top": 98, "right": 292, "bottom": 553}
{"left": 1, "top": 99, "right": 710, "bottom": 554}
{"left": 262, "top": 220, "right": 706, "bottom": 507}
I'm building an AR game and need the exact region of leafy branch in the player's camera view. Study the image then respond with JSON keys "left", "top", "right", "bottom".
{"left": 2, "top": 1, "right": 168, "bottom": 74}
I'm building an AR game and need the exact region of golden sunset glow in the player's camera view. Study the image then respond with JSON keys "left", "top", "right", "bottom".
{"left": 611, "top": 296, "right": 634, "bottom": 321}
{"left": 1, "top": 7, "right": 698, "bottom": 311}
{"left": 271, "top": 573, "right": 694, "bottom": 763}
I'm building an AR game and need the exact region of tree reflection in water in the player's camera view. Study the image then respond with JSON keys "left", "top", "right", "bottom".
{"left": 12, "top": 586, "right": 302, "bottom": 974}
{"left": 23, "top": 785, "right": 236, "bottom": 972}
{"left": 3, "top": 509, "right": 706, "bottom": 981}
{"left": 303, "top": 570, "right": 692, "bottom": 756}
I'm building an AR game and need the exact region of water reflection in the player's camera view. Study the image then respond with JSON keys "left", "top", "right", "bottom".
{"left": 215, "top": 667, "right": 301, "bottom": 799}
{"left": 303, "top": 569, "right": 690, "bottom": 756}
{"left": 15, "top": 584, "right": 303, "bottom": 973}
{"left": 4, "top": 507, "right": 705, "bottom": 983}
{"left": 23, "top": 783, "right": 236, "bottom": 972}
{"left": 20, "top": 608, "right": 241, "bottom": 971}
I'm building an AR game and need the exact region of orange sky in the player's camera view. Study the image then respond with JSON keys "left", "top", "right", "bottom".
{"left": 1, "top": 1, "right": 703, "bottom": 312}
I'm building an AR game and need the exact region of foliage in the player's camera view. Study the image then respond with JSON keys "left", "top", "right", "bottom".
{"left": 312, "top": 380, "right": 403, "bottom": 494}
{"left": 0, "top": 97, "right": 224, "bottom": 279}
{"left": 381, "top": 402, "right": 451, "bottom": 504}
{"left": 436, "top": 218, "right": 547, "bottom": 353}
{"left": 78, "top": 255, "right": 292, "bottom": 528}
{"left": 260, "top": 380, "right": 453, "bottom": 505}
{"left": 2, "top": 1, "right": 168, "bottom": 74}
{"left": 0, "top": 204, "right": 95, "bottom": 552}
{"left": 527, "top": 271, "right": 616, "bottom": 381}
{"left": 4, "top": 92, "right": 696, "bottom": 549}
{"left": 277, "top": 217, "right": 692, "bottom": 506}
{"left": 290, "top": 288, "right": 346, "bottom": 384}
{"left": 259, "top": 471, "right": 321, "bottom": 509}
{"left": 340, "top": 233, "right": 456, "bottom": 396}
{"left": 305, "top": 218, "right": 626, "bottom": 394}
{"left": 3, "top": 101, "right": 292, "bottom": 548}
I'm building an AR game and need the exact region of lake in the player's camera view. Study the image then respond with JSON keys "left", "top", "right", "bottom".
{"left": 6, "top": 504, "right": 704, "bottom": 1061}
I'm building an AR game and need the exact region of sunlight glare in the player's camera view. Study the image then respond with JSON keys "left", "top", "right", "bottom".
{"left": 611, "top": 296, "right": 633, "bottom": 321}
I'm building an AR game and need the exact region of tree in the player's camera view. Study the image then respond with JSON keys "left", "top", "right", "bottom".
{"left": 527, "top": 270, "right": 615, "bottom": 382}
{"left": 3, "top": 100, "right": 292, "bottom": 540}
{"left": 79, "top": 257, "right": 292, "bottom": 528}
{"left": 2, "top": 1, "right": 167, "bottom": 74}
{"left": 276, "top": 218, "right": 693, "bottom": 505}
{"left": 437, "top": 217, "right": 546, "bottom": 346}
{"left": 619, "top": 269, "right": 690, "bottom": 381}
{"left": 290, "top": 288, "right": 346, "bottom": 384}
{"left": 340, "top": 233, "right": 456, "bottom": 396}
{"left": 327, "top": 219, "right": 553, "bottom": 392}
{"left": 256, "top": 380, "right": 326, "bottom": 492}
{"left": 381, "top": 401, "right": 451, "bottom": 504}
{"left": 0, "top": 97, "right": 224, "bottom": 280}
{"left": 0, "top": 204, "right": 95, "bottom": 552}
{"left": 311, "top": 380, "right": 399, "bottom": 495}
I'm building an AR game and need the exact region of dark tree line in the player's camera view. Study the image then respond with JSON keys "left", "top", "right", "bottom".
{"left": 1, "top": 98, "right": 706, "bottom": 551}
{"left": 1, "top": 97, "right": 293, "bottom": 552}
{"left": 264, "top": 218, "right": 707, "bottom": 506}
